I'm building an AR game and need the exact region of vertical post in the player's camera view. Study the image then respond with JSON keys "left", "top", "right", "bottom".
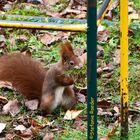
{"left": 87, "top": 0, "right": 97, "bottom": 140}
{"left": 120, "top": 0, "right": 128, "bottom": 137}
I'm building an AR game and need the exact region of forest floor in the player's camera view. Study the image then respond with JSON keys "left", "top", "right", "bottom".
{"left": 0, "top": 0, "right": 140, "bottom": 139}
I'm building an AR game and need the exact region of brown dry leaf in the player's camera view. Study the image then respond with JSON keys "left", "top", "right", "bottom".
{"left": 76, "top": 11, "right": 86, "bottom": 19}
{"left": 99, "top": 136, "right": 109, "bottom": 140}
{"left": 64, "top": 110, "right": 83, "bottom": 120}
{"left": 105, "top": 10, "right": 113, "bottom": 20}
{"left": 98, "top": 25, "right": 105, "bottom": 32}
{"left": 56, "top": 32, "right": 71, "bottom": 40}
{"left": 14, "top": 125, "right": 27, "bottom": 131}
{"left": 133, "top": 101, "right": 140, "bottom": 109}
{"left": 16, "top": 35, "right": 28, "bottom": 42}
{"left": 43, "top": 0, "right": 59, "bottom": 5}
{"left": 102, "top": 65, "right": 114, "bottom": 72}
{"left": 97, "top": 100, "right": 112, "bottom": 109}
{"left": 15, "top": 127, "right": 33, "bottom": 138}
{"left": 0, "top": 123, "right": 6, "bottom": 133}
{"left": 74, "top": 47, "right": 85, "bottom": 56}
{"left": 76, "top": 92, "right": 86, "bottom": 103}
{"left": 39, "top": 32, "right": 71, "bottom": 46}
{"left": 3, "top": 100, "right": 21, "bottom": 116}
{"left": 97, "top": 67, "right": 103, "bottom": 75}
{"left": 97, "top": 108, "right": 112, "bottom": 116}
{"left": 25, "top": 99, "right": 39, "bottom": 110}
{"left": 113, "top": 49, "right": 120, "bottom": 65}
{"left": 0, "top": 81, "right": 13, "bottom": 89}
{"left": 79, "top": 52, "right": 87, "bottom": 65}
{"left": 29, "top": 118, "right": 46, "bottom": 129}
{"left": 98, "top": 30, "right": 110, "bottom": 42}
{"left": 107, "top": 122, "right": 119, "bottom": 137}
{"left": 39, "top": 33, "right": 54, "bottom": 46}
{"left": 5, "top": 133, "right": 15, "bottom": 140}
{"left": 0, "top": 1, "right": 8, "bottom": 11}
{"left": 43, "top": 132, "right": 54, "bottom": 140}
{"left": 0, "top": 35, "right": 6, "bottom": 43}
{"left": 19, "top": 128, "right": 33, "bottom": 140}
{"left": 113, "top": 106, "right": 120, "bottom": 114}
{"left": 73, "top": 117, "right": 86, "bottom": 131}
{"left": 9, "top": 33, "right": 16, "bottom": 48}
{"left": 128, "top": 5, "right": 135, "bottom": 13}
{"left": 0, "top": 96, "right": 8, "bottom": 104}
{"left": 102, "top": 72, "right": 113, "bottom": 79}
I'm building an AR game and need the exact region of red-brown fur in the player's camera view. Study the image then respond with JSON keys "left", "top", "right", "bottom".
{"left": 0, "top": 53, "right": 46, "bottom": 99}
{"left": 0, "top": 42, "right": 81, "bottom": 113}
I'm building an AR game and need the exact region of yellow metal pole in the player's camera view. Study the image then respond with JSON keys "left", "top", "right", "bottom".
{"left": 0, "top": 20, "right": 87, "bottom": 32}
{"left": 120, "top": 0, "right": 128, "bottom": 137}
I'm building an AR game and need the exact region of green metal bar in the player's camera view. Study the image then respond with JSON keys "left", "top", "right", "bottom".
{"left": 0, "top": 14, "right": 87, "bottom": 24}
{"left": 87, "top": 0, "right": 97, "bottom": 139}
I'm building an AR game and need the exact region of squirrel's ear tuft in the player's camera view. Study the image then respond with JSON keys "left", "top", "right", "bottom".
{"left": 59, "top": 42, "right": 74, "bottom": 56}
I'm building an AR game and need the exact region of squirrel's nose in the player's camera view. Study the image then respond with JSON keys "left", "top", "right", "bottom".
{"left": 74, "top": 63, "right": 83, "bottom": 69}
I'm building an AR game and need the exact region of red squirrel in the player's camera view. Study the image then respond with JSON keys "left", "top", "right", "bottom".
{"left": 0, "top": 42, "right": 82, "bottom": 114}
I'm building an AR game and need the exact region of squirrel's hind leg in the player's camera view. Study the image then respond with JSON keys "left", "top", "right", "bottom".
{"left": 61, "top": 87, "right": 77, "bottom": 110}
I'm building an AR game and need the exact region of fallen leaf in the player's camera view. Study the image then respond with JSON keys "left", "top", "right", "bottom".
{"left": 15, "top": 127, "right": 33, "bottom": 138}
{"left": 43, "top": 132, "right": 54, "bottom": 140}
{"left": 0, "top": 35, "right": 6, "bottom": 45}
{"left": 39, "top": 33, "right": 54, "bottom": 46}
{"left": 76, "top": 92, "right": 86, "bottom": 103}
{"left": 25, "top": 99, "right": 39, "bottom": 110}
{"left": 16, "top": 35, "right": 28, "bottom": 42}
{"left": 113, "top": 49, "right": 120, "bottom": 65}
{"left": 97, "top": 67, "right": 103, "bottom": 75}
{"left": 64, "top": 110, "right": 83, "bottom": 120}
{"left": 0, "top": 81, "right": 13, "bottom": 89}
{"left": 107, "top": 121, "right": 118, "bottom": 137}
{"left": 43, "top": 0, "right": 60, "bottom": 5}
{"left": 14, "top": 125, "right": 27, "bottom": 131}
{"left": 5, "top": 133, "right": 15, "bottom": 140}
{"left": 113, "top": 106, "right": 119, "bottom": 114}
{"left": 3, "top": 100, "right": 21, "bottom": 116}
{"left": 28, "top": 118, "right": 47, "bottom": 129}
{"left": 76, "top": 11, "right": 86, "bottom": 19}
{"left": 98, "top": 25, "right": 105, "bottom": 32}
{"left": 0, "top": 96, "right": 8, "bottom": 104}
{"left": 0, "top": 123, "right": 6, "bottom": 133}
{"left": 97, "top": 108, "right": 112, "bottom": 116}
{"left": 73, "top": 117, "right": 86, "bottom": 131}
{"left": 39, "top": 32, "right": 71, "bottom": 46}
{"left": 105, "top": 10, "right": 113, "bottom": 20}
{"left": 97, "top": 100, "right": 112, "bottom": 109}
{"left": 79, "top": 52, "right": 87, "bottom": 65}
{"left": 97, "top": 50, "right": 104, "bottom": 58}
{"left": 98, "top": 30, "right": 110, "bottom": 42}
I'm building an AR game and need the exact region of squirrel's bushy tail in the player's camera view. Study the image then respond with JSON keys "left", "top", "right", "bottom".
{"left": 0, "top": 53, "right": 46, "bottom": 99}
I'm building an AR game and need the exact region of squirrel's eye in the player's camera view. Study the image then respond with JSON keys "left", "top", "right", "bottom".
{"left": 70, "top": 61, "right": 74, "bottom": 66}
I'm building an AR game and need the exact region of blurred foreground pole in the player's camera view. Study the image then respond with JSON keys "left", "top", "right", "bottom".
{"left": 120, "top": 0, "right": 128, "bottom": 138}
{"left": 87, "top": 0, "right": 97, "bottom": 140}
